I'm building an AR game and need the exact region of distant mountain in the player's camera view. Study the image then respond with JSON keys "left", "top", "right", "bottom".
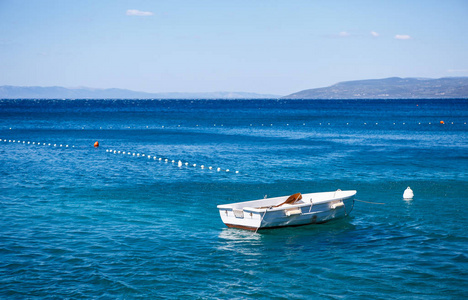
{"left": 283, "top": 77, "right": 468, "bottom": 99}
{"left": 0, "top": 86, "right": 280, "bottom": 99}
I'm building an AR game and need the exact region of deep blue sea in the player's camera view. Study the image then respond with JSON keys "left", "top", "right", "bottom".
{"left": 1, "top": 99, "right": 467, "bottom": 299}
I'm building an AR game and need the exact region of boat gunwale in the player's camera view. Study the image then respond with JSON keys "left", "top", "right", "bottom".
{"left": 217, "top": 190, "right": 356, "bottom": 213}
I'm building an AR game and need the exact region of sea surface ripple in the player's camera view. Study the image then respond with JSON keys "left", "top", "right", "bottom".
{"left": 0, "top": 99, "right": 467, "bottom": 299}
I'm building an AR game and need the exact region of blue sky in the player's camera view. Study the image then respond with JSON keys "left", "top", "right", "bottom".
{"left": 1, "top": 0, "right": 467, "bottom": 95}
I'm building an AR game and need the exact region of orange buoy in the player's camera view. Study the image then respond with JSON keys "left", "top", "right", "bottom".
{"left": 440, "top": 121, "right": 444, "bottom": 124}
{"left": 94, "top": 141, "right": 99, "bottom": 148}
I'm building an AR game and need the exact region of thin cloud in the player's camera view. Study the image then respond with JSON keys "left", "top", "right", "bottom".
{"left": 370, "top": 31, "right": 379, "bottom": 37}
{"left": 126, "top": 9, "right": 154, "bottom": 16}
{"left": 395, "top": 34, "right": 412, "bottom": 40}
{"left": 338, "top": 31, "right": 351, "bottom": 37}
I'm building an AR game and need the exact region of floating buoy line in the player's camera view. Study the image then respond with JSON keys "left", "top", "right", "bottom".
{"left": 85, "top": 121, "right": 466, "bottom": 130}
{"left": 104, "top": 148, "right": 240, "bottom": 174}
{"left": 0, "top": 138, "right": 74, "bottom": 148}
{"left": 0, "top": 138, "right": 240, "bottom": 175}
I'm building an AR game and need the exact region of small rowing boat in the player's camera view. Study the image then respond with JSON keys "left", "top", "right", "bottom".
{"left": 217, "top": 190, "right": 356, "bottom": 231}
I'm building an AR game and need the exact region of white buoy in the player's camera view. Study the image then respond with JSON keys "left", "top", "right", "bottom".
{"left": 159, "top": 158, "right": 162, "bottom": 161}
{"left": 201, "top": 165, "right": 204, "bottom": 169}
{"left": 193, "top": 164, "right": 196, "bottom": 167}
{"left": 235, "top": 171, "right": 239, "bottom": 174}
{"left": 185, "top": 162, "right": 189, "bottom": 166}
{"left": 209, "top": 166, "right": 212, "bottom": 170}
{"left": 217, "top": 167, "right": 221, "bottom": 172}
{"left": 403, "top": 187, "right": 414, "bottom": 200}
{"left": 178, "top": 160, "right": 182, "bottom": 167}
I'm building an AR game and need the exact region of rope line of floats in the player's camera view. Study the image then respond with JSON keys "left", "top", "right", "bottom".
{"left": 96, "top": 120, "right": 465, "bottom": 128}
{"left": 4, "top": 120, "right": 466, "bottom": 132}
{"left": 0, "top": 138, "right": 74, "bottom": 148}
{"left": 0, "top": 138, "right": 240, "bottom": 175}
{"left": 104, "top": 147, "right": 239, "bottom": 174}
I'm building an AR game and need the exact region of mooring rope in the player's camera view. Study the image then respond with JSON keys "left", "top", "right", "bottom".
{"left": 355, "top": 199, "right": 386, "bottom": 205}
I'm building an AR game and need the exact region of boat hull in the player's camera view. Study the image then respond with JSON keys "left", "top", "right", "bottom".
{"left": 217, "top": 190, "right": 356, "bottom": 231}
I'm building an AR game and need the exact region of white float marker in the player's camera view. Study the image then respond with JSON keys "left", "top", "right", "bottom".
{"left": 201, "top": 165, "right": 204, "bottom": 169}
{"left": 403, "top": 187, "right": 414, "bottom": 200}
{"left": 226, "top": 169, "right": 230, "bottom": 172}
{"left": 193, "top": 164, "right": 196, "bottom": 167}
{"left": 217, "top": 167, "right": 221, "bottom": 172}
{"left": 159, "top": 158, "right": 162, "bottom": 161}
{"left": 178, "top": 160, "right": 182, "bottom": 167}
{"left": 185, "top": 162, "right": 189, "bottom": 166}
{"left": 209, "top": 166, "right": 213, "bottom": 170}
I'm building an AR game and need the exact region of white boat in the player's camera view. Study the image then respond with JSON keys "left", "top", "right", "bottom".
{"left": 217, "top": 190, "right": 356, "bottom": 231}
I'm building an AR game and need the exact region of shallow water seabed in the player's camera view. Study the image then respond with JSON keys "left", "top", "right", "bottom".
{"left": 0, "top": 99, "right": 467, "bottom": 299}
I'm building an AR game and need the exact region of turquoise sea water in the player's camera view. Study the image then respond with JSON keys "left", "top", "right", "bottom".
{"left": 1, "top": 99, "right": 467, "bottom": 299}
